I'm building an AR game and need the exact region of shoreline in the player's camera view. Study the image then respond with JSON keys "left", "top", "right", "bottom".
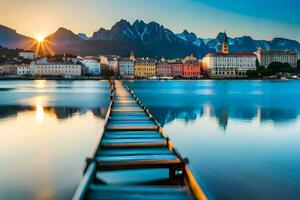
{"left": 0, "top": 76, "right": 299, "bottom": 81}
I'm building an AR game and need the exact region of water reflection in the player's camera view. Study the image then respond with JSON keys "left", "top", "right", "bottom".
{"left": 34, "top": 80, "right": 47, "bottom": 89}
{"left": 0, "top": 106, "right": 105, "bottom": 200}
{"left": 0, "top": 105, "right": 106, "bottom": 122}
{"left": 147, "top": 105, "right": 299, "bottom": 131}
{"left": 125, "top": 80, "right": 300, "bottom": 200}
{"left": 126, "top": 80, "right": 300, "bottom": 130}
{"left": 0, "top": 80, "right": 109, "bottom": 200}
{"left": 36, "top": 105, "right": 45, "bottom": 123}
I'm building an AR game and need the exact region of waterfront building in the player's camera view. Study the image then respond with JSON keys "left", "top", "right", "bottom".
{"left": 182, "top": 55, "right": 201, "bottom": 78}
{"left": 17, "top": 64, "right": 31, "bottom": 76}
{"left": 2, "top": 64, "right": 17, "bottom": 75}
{"left": 19, "top": 50, "right": 36, "bottom": 60}
{"left": 202, "top": 32, "right": 257, "bottom": 78}
{"left": 256, "top": 48, "right": 297, "bottom": 68}
{"left": 100, "top": 55, "right": 119, "bottom": 74}
{"left": 0, "top": 65, "right": 3, "bottom": 75}
{"left": 157, "top": 59, "right": 172, "bottom": 77}
{"left": 202, "top": 52, "right": 257, "bottom": 78}
{"left": 170, "top": 60, "right": 184, "bottom": 78}
{"left": 30, "top": 57, "right": 81, "bottom": 77}
{"left": 80, "top": 56, "right": 101, "bottom": 75}
{"left": 134, "top": 58, "right": 157, "bottom": 78}
{"left": 119, "top": 58, "right": 134, "bottom": 78}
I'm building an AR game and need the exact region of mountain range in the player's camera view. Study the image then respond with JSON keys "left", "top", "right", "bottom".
{"left": 1, "top": 19, "right": 299, "bottom": 59}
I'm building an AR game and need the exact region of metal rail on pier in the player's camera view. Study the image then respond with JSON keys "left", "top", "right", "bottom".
{"left": 73, "top": 80, "right": 207, "bottom": 200}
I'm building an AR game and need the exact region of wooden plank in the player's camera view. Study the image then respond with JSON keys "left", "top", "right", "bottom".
{"left": 89, "top": 184, "right": 187, "bottom": 193}
{"left": 114, "top": 100, "right": 136, "bottom": 103}
{"left": 86, "top": 192, "right": 190, "bottom": 200}
{"left": 101, "top": 138, "right": 166, "bottom": 144}
{"left": 112, "top": 109, "right": 144, "bottom": 112}
{"left": 113, "top": 103, "right": 139, "bottom": 107}
{"left": 101, "top": 138, "right": 167, "bottom": 148}
{"left": 101, "top": 142, "right": 166, "bottom": 148}
{"left": 97, "top": 147, "right": 174, "bottom": 156}
{"left": 95, "top": 157, "right": 184, "bottom": 171}
{"left": 104, "top": 130, "right": 160, "bottom": 135}
{"left": 113, "top": 106, "right": 142, "bottom": 109}
{"left": 110, "top": 112, "right": 148, "bottom": 117}
{"left": 86, "top": 184, "right": 192, "bottom": 200}
{"left": 106, "top": 126, "right": 158, "bottom": 131}
{"left": 86, "top": 186, "right": 191, "bottom": 200}
{"left": 103, "top": 132, "right": 162, "bottom": 139}
{"left": 97, "top": 154, "right": 179, "bottom": 162}
{"left": 109, "top": 116, "right": 150, "bottom": 121}
{"left": 108, "top": 121, "right": 156, "bottom": 125}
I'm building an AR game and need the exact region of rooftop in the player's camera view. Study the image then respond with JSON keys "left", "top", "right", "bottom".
{"left": 207, "top": 52, "right": 256, "bottom": 57}
{"left": 33, "top": 60, "right": 79, "bottom": 65}
{"left": 135, "top": 58, "right": 157, "bottom": 64}
{"left": 257, "top": 49, "right": 297, "bottom": 55}
{"left": 119, "top": 58, "right": 134, "bottom": 62}
{"left": 20, "top": 50, "right": 35, "bottom": 53}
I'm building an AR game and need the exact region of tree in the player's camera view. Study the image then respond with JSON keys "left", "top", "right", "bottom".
{"left": 246, "top": 70, "right": 258, "bottom": 78}
{"left": 297, "top": 59, "right": 300, "bottom": 72}
{"left": 255, "top": 59, "right": 260, "bottom": 69}
{"left": 267, "top": 62, "right": 294, "bottom": 74}
{"left": 257, "top": 65, "right": 265, "bottom": 71}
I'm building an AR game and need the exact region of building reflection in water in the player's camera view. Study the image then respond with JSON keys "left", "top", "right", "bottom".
{"left": 0, "top": 105, "right": 106, "bottom": 122}
{"left": 2, "top": 104, "right": 296, "bottom": 130}
{"left": 149, "top": 105, "right": 299, "bottom": 131}
{"left": 125, "top": 80, "right": 300, "bottom": 131}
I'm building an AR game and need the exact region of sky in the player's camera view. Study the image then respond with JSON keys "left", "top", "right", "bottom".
{"left": 0, "top": 0, "right": 300, "bottom": 41}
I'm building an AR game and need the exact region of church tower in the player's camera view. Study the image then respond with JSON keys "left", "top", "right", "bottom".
{"left": 221, "top": 32, "right": 229, "bottom": 54}
{"left": 129, "top": 51, "right": 135, "bottom": 61}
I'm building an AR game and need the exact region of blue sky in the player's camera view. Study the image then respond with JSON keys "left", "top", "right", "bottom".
{"left": 192, "top": 0, "right": 300, "bottom": 24}
{"left": 0, "top": 0, "right": 299, "bottom": 41}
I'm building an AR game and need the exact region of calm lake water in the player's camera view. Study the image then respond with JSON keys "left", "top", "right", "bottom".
{"left": 1, "top": 80, "right": 300, "bottom": 200}
{"left": 0, "top": 80, "right": 109, "bottom": 200}
{"left": 125, "top": 80, "right": 300, "bottom": 200}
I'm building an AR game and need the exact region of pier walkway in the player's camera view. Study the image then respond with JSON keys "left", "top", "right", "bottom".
{"left": 73, "top": 80, "right": 207, "bottom": 200}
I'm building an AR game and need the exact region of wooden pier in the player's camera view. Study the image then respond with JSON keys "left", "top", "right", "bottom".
{"left": 73, "top": 80, "right": 207, "bottom": 200}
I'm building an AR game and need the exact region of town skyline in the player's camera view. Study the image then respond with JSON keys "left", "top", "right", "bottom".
{"left": 1, "top": 0, "right": 300, "bottom": 41}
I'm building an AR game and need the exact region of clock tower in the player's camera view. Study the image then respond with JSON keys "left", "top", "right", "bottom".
{"left": 221, "top": 32, "right": 229, "bottom": 54}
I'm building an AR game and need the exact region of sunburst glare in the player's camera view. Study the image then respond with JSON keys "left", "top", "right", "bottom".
{"left": 36, "top": 35, "right": 45, "bottom": 42}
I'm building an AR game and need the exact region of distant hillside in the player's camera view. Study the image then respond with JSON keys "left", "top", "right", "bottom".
{"left": 0, "top": 25, "right": 35, "bottom": 49}
{"left": 1, "top": 19, "right": 300, "bottom": 58}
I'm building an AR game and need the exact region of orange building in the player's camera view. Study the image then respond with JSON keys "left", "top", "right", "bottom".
{"left": 182, "top": 55, "right": 200, "bottom": 78}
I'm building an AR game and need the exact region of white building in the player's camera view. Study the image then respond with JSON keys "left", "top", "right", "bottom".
{"left": 19, "top": 51, "right": 36, "bottom": 60}
{"left": 100, "top": 55, "right": 119, "bottom": 74}
{"left": 30, "top": 57, "right": 81, "bottom": 77}
{"left": 119, "top": 58, "right": 134, "bottom": 78}
{"left": 256, "top": 48, "right": 297, "bottom": 68}
{"left": 202, "top": 32, "right": 257, "bottom": 78}
{"left": 202, "top": 52, "right": 257, "bottom": 78}
{"left": 80, "top": 56, "right": 101, "bottom": 75}
{"left": 17, "top": 64, "right": 31, "bottom": 76}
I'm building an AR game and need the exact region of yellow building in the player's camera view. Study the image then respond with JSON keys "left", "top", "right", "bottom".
{"left": 134, "top": 58, "right": 157, "bottom": 78}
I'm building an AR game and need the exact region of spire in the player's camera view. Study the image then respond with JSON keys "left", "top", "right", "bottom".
{"left": 129, "top": 51, "right": 135, "bottom": 61}
{"left": 223, "top": 31, "right": 228, "bottom": 44}
{"left": 221, "top": 31, "right": 229, "bottom": 54}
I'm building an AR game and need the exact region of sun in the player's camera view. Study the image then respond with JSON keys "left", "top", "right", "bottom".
{"left": 36, "top": 35, "right": 45, "bottom": 42}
